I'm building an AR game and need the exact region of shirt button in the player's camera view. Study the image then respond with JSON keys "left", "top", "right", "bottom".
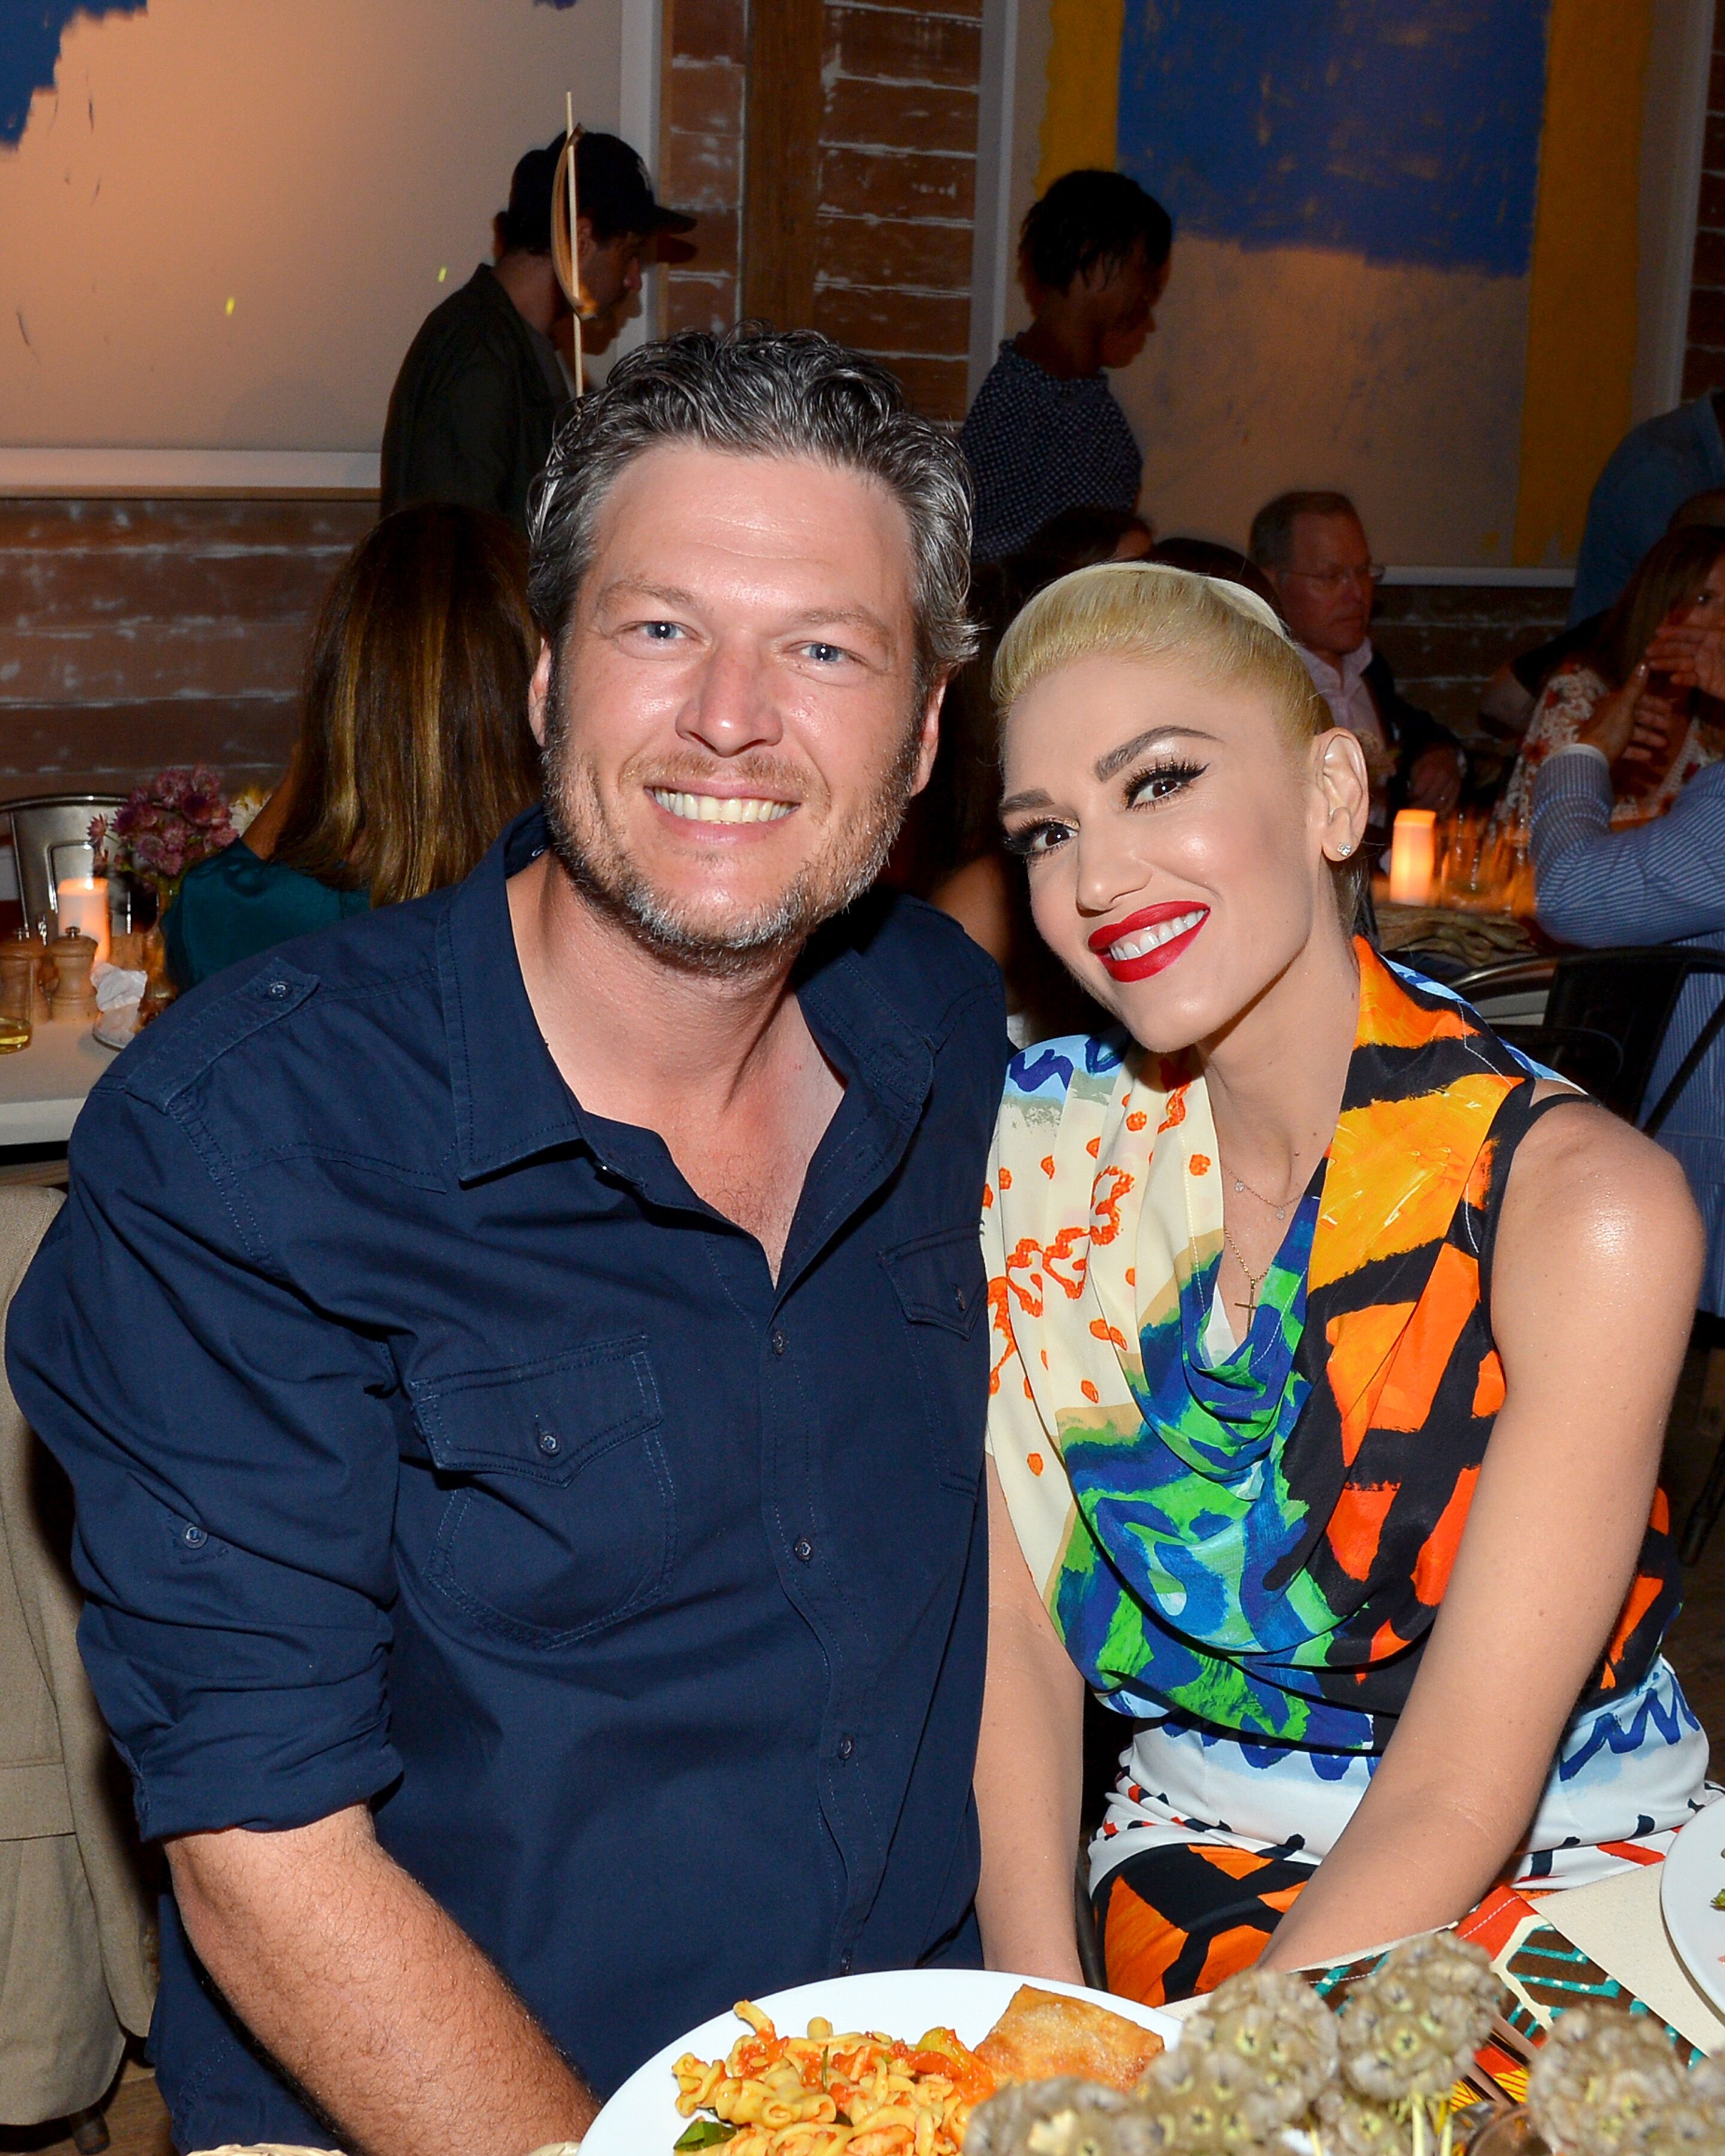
{"left": 837, "top": 1734, "right": 854, "bottom": 1760}
{"left": 771, "top": 1330, "right": 787, "bottom": 1355}
{"left": 182, "top": 1524, "right": 207, "bottom": 1548}
{"left": 839, "top": 1950, "right": 854, "bottom": 1975}
{"left": 267, "top": 980, "right": 289, "bottom": 998}
{"left": 538, "top": 1431, "right": 560, "bottom": 1455}
{"left": 793, "top": 1537, "right": 813, "bottom": 1563}
{"left": 954, "top": 1286, "right": 967, "bottom": 1313}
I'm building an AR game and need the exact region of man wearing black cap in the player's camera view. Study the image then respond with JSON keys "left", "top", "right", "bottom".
{"left": 380, "top": 131, "right": 692, "bottom": 532}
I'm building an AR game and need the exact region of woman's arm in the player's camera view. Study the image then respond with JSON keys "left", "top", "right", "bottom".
{"left": 1260, "top": 1095, "right": 1701, "bottom": 1971}
{"left": 974, "top": 1459, "right": 1087, "bottom": 1981}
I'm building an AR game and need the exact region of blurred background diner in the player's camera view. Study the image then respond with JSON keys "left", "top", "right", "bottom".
{"left": 10, "top": 0, "right": 1725, "bottom": 2143}
{"left": 165, "top": 504, "right": 540, "bottom": 991}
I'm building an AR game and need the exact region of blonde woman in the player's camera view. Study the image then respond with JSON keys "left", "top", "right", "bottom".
{"left": 973, "top": 564, "right": 1712, "bottom": 2003}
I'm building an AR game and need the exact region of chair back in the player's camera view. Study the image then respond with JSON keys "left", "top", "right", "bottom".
{"left": 5, "top": 797, "right": 126, "bottom": 940}
{"left": 1451, "top": 946, "right": 1725, "bottom": 1125}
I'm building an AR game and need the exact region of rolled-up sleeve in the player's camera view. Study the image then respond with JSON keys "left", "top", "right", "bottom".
{"left": 1532, "top": 749, "right": 1725, "bottom": 948}
{"left": 5, "top": 1077, "right": 403, "bottom": 1842}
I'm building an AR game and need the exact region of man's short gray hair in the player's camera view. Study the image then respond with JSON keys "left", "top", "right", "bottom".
{"left": 1248, "top": 489, "right": 1361, "bottom": 572}
{"left": 528, "top": 326, "right": 979, "bottom": 700}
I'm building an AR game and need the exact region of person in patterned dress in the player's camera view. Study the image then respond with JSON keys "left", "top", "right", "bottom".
{"left": 971, "top": 561, "right": 1714, "bottom": 2006}
{"left": 1494, "top": 525, "right": 1725, "bottom": 835}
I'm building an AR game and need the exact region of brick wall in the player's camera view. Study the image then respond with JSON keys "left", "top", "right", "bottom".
{"left": 658, "top": 0, "right": 983, "bottom": 419}
{"left": 660, "top": 0, "right": 748, "bottom": 335}
{"left": 1685, "top": 7, "right": 1725, "bottom": 395}
{"left": 1370, "top": 581, "right": 1571, "bottom": 735}
{"left": 0, "top": 498, "right": 371, "bottom": 805}
{"left": 812, "top": 1, "right": 982, "bottom": 421}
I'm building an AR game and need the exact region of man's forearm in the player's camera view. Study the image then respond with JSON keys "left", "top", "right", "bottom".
{"left": 168, "top": 1806, "right": 598, "bottom": 2156}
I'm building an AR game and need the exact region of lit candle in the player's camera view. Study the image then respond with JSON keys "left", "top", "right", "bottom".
{"left": 55, "top": 875, "right": 110, "bottom": 964}
{"left": 1388, "top": 810, "right": 1436, "bottom": 906}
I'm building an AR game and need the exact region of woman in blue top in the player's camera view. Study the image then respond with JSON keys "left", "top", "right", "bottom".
{"left": 168, "top": 504, "right": 541, "bottom": 989}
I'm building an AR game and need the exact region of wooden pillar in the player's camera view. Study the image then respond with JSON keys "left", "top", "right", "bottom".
{"left": 740, "top": 0, "right": 825, "bottom": 329}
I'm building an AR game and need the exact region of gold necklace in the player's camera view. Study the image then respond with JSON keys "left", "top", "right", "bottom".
{"left": 1222, "top": 1225, "right": 1268, "bottom": 1324}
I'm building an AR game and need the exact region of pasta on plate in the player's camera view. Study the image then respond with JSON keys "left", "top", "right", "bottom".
{"left": 672, "top": 1998, "right": 995, "bottom": 2155}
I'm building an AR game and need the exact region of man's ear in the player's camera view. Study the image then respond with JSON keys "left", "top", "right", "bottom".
{"left": 529, "top": 641, "right": 555, "bottom": 749}
{"left": 908, "top": 675, "right": 951, "bottom": 798}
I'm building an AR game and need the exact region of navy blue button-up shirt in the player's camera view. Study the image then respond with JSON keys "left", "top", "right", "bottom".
{"left": 8, "top": 810, "right": 1005, "bottom": 2146}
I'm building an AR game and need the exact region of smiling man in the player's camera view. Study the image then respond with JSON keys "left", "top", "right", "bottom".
{"left": 8, "top": 331, "right": 1003, "bottom": 2156}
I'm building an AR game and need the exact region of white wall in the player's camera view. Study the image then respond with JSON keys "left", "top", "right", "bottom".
{"left": 0, "top": 0, "right": 623, "bottom": 453}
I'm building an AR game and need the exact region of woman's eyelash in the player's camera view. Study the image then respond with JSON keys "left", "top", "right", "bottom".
{"left": 1001, "top": 759, "right": 1207, "bottom": 858}
{"left": 1002, "top": 819, "right": 1071, "bottom": 860}
{"left": 1125, "top": 758, "right": 1205, "bottom": 804}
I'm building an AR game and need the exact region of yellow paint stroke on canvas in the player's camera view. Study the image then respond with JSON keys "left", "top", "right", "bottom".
{"left": 1514, "top": 0, "right": 1653, "bottom": 564}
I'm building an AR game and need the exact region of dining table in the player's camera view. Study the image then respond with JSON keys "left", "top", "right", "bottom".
{"left": 0, "top": 1018, "right": 114, "bottom": 1149}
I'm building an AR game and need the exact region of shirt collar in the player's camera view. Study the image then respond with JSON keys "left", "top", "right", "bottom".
{"left": 1296, "top": 637, "right": 1374, "bottom": 694}
{"left": 439, "top": 808, "right": 936, "bottom": 1185}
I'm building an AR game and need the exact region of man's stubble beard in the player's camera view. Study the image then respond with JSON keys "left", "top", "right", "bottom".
{"left": 539, "top": 655, "right": 925, "bottom": 981}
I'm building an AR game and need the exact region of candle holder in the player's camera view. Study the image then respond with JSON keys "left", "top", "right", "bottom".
{"left": 1388, "top": 808, "right": 1438, "bottom": 906}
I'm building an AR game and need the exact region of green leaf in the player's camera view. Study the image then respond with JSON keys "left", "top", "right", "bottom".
{"left": 674, "top": 2122, "right": 737, "bottom": 2149}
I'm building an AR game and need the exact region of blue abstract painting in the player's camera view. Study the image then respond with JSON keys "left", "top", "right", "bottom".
{"left": 1116, "top": 0, "right": 1552, "bottom": 278}
{"left": 1, "top": 1, "right": 148, "bottom": 145}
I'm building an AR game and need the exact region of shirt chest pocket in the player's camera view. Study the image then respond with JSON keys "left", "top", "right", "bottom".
{"left": 408, "top": 1336, "right": 675, "bottom": 1650}
{"left": 882, "top": 1227, "right": 989, "bottom": 1495}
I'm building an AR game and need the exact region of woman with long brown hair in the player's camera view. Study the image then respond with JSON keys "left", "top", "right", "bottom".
{"left": 167, "top": 504, "right": 541, "bottom": 989}
{"left": 1494, "top": 523, "right": 1725, "bottom": 832}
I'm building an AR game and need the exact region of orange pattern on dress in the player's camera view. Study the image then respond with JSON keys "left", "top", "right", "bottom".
{"left": 1597, "top": 1571, "right": 1665, "bottom": 1689}
{"left": 1324, "top": 1303, "right": 1416, "bottom": 1465}
{"left": 1375, "top": 1244, "right": 1481, "bottom": 1433}
{"left": 1411, "top": 1464, "right": 1480, "bottom": 1606}
{"left": 1327, "top": 1481, "right": 1400, "bottom": 1583}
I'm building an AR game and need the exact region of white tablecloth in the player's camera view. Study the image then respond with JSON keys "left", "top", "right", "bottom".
{"left": 0, "top": 1021, "right": 113, "bottom": 1144}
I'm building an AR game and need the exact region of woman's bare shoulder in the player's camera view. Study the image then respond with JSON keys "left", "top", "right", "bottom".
{"left": 1500, "top": 1084, "right": 1701, "bottom": 1298}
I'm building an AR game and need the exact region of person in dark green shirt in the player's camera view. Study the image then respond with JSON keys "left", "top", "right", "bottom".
{"left": 379, "top": 131, "right": 691, "bottom": 534}
{"left": 168, "top": 505, "right": 541, "bottom": 991}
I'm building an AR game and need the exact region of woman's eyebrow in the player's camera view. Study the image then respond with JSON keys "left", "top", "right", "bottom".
{"left": 998, "top": 785, "right": 1055, "bottom": 817}
{"left": 1094, "top": 725, "right": 1219, "bottom": 783}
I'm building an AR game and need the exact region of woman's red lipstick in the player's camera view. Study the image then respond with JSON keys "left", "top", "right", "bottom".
{"left": 1087, "top": 901, "right": 1210, "bottom": 982}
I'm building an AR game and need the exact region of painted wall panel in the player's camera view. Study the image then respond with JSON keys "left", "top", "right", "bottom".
{"left": 1022, "top": 0, "right": 1675, "bottom": 567}
{"left": 0, "top": 0, "right": 622, "bottom": 451}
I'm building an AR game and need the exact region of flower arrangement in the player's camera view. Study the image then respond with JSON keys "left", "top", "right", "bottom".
{"left": 89, "top": 765, "right": 238, "bottom": 904}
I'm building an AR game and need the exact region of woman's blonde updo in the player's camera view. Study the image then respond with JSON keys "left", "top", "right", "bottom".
{"left": 993, "top": 560, "right": 1326, "bottom": 740}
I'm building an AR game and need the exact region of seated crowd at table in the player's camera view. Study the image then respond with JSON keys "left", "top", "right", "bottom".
{"left": 7, "top": 148, "right": 1725, "bottom": 2156}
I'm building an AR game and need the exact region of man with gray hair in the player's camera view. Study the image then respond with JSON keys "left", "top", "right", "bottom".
{"left": 9, "top": 329, "right": 1005, "bottom": 2156}
{"left": 1250, "top": 488, "right": 1463, "bottom": 850}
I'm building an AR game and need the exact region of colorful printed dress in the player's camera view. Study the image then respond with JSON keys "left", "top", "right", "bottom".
{"left": 982, "top": 943, "right": 1712, "bottom": 2003}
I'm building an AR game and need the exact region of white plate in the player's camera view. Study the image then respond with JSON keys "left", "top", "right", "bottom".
{"left": 583, "top": 1967, "right": 1182, "bottom": 2155}
{"left": 1659, "top": 1799, "right": 1725, "bottom": 2018}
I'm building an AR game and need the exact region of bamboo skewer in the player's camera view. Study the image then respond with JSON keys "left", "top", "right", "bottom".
{"left": 565, "top": 91, "right": 584, "bottom": 397}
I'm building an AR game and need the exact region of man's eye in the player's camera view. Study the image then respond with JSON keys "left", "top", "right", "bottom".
{"left": 1003, "top": 820, "right": 1071, "bottom": 860}
{"left": 638, "top": 621, "right": 684, "bottom": 643}
{"left": 801, "top": 641, "right": 848, "bottom": 665}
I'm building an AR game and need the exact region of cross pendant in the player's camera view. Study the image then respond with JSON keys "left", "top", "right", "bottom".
{"left": 1240, "top": 1283, "right": 1258, "bottom": 1325}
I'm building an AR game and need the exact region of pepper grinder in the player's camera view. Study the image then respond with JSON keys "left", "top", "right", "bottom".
{"left": 47, "top": 929, "right": 99, "bottom": 1021}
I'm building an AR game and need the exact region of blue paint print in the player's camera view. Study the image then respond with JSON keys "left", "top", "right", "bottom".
{"left": 1116, "top": 0, "right": 1551, "bottom": 277}
{"left": 1, "top": 0, "right": 147, "bottom": 146}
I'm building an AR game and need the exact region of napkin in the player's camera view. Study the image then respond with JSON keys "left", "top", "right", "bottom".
{"left": 90, "top": 959, "right": 146, "bottom": 1049}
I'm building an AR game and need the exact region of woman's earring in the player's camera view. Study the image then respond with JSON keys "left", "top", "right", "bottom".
{"left": 1336, "top": 840, "right": 1354, "bottom": 858}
